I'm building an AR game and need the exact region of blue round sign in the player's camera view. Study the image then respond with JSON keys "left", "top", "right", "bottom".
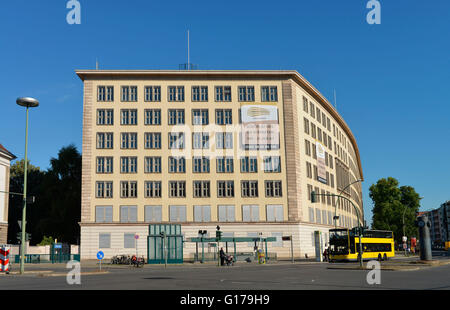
{"left": 97, "top": 251, "right": 104, "bottom": 260}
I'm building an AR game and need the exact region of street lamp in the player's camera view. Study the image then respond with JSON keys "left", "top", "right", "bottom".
{"left": 402, "top": 205, "right": 408, "bottom": 256}
{"left": 198, "top": 230, "right": 207, "bottom": 263}
{"left": 16, "top": 97, "right": 39, "bottom": 275}
{"left": 333, "top": 179, "right": 363, "bottom": 229}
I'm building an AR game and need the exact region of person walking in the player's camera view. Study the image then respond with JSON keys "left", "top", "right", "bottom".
{"left": 220, "top": 247, "right": 226, "bottom": 266}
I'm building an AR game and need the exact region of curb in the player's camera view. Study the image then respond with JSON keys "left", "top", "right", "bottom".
{"left": 37, "top": 271, "right": 109, "bottom": 277}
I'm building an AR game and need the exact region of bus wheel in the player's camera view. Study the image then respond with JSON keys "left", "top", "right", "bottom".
{"left": 383, "top": 254, "right": 388, "bottom": 261}
{"left": 378, "top": 254, "right": 382, "bottom": 261}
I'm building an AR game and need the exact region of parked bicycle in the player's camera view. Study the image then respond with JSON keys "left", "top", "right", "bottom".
{"left": 131, "top": 255, "right": 145, "bottom": 267}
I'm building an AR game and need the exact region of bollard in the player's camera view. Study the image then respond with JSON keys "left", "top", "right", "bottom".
{"left": 416, "top": 215, "right": 432, "bottom": 261}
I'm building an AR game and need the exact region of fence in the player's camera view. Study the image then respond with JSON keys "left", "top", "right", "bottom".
{"left": 14, "top": 254, "right": 80, "bottom": 264}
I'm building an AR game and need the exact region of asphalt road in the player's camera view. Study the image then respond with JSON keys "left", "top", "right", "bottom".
{"left": 1, "top": 261, "right": 449, "bottom": 290}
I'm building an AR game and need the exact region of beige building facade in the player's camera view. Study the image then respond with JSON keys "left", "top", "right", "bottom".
{"left": 76, "top": 70, "right": 364, "bottom": 260}
{"left": 0, "top": 144, "right": 16, "bottom": 244}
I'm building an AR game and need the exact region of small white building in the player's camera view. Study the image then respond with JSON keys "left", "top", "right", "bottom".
{"left": 0, "top": 144, "right": 16, "bottom": 244}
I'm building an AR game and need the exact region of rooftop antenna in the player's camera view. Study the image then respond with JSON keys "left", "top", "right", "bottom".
{"left": 333, "top": 89, "right": 337, "bottom": 110}
{"left": 96, "top": 58, "right": 99, "bottom": 70}
{"left": 179, "top": 30, "right": 198, "bottom": 70}
{"left": 187, "top": 29, "right": 190, "bottom": 70}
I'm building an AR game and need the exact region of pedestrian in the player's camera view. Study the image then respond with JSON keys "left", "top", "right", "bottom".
{"left": 220, "top": 247, "right": 226, "bottom": 266}
{"left": 323, "top": 248, "right": 328, "bottom": 262}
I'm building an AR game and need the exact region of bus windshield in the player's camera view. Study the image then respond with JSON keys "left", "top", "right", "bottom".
{"left": 329, "top": 229, "right": 349, "bottom": 255}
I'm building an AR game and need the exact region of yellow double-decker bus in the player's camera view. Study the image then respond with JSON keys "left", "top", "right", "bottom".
{"left": 328, "top": 228, "right": 395, "bottom": 262}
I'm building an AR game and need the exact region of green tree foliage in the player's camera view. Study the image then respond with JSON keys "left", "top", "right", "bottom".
{"left": 369, "top": 177, "right": 421, "bottom": 243}
{"left": 7, "top": 144, "right": 81, "bottom": 245}
{"left": 37, "top": 236, "right": 54, "bottom": 246}
{"left": 8, "top": 160, "right": 44, "bottom": 244}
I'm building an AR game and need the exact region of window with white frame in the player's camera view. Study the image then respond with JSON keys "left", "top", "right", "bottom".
{"left": 168, "top": 157, "right": 186, "bottom": 173}
{"left": 169, "top": 205, "right": 186, "bottom": 222}
{"left": 120, "top": 181, "right": 137, "bottom": 198}
{"left": 168, "top": 109, "right": 185, "bottom": 125}
{"left": 144, "top": 157, "right": 161, "bottom": 173}
{"left": 242, "top": 205, "right": 259, "bottom": 222}
{"left": 263, "top": 156, "right": 281, "bottom": 173}
{"left": 96, "top": 157, "right": 113, "bottom": 174}
{"left": 97, "top": 109, "right": 114, "bottom": 125}
{"left": 144, "top": 181, "right": 162, "bottom": 198}
{"left": 96, "top": 181, "right": 113, "bottom": 198}
{"left": 120, "top": 206, "right": 137, "bottom": 223}
{"left": 169, "top": 181, "right": 186, "bottom": 197}
{"left": 192, "top": 109, "right": 209, "bottom": 125}
{"left": 168, "top": 133, "right": 185, "bottom": 149}
{"left": 121, "top": 133, "right": 137, "bottom": 149}
{"left": 217, "top": 181, "right": 234, "bottom": 197}
{"left": 218, "top": 205, "right": 235, "bottom": 222}
{"left": 97, "top": 133, "right": 113, "bottom": 149}
{"left": 144, "top": 86, "right": 161, "bottom": 102}
{"left": 168, "top": 86, "right": 185, "bottom": 102}
{"left": 95, "top": 206, "right": 113, "bottom": 223}
{"left": 120, "top": 157, "right": 137, "bottom": 173}
{"left": 144, "top": 109, "right": 161, "bottom": 125}
{"left": 145, "top": 205, "right": 162, "bottom": 222}
{"left": 121, "top": 109, "right": 137, "bottom": 125}
{"left": 144, "top": 132, "right": 161, "bottom": 149}
{"left": 238, "top": 86, "right": 255, "bottom": 102}
{"left": 266, "top": 205, "right": 284, "bottom": 222}
{"left": 124, "top": 233, "right": 136, "bottom": 248}
{"left": 216, "top": 157, "right": 233, "bottom": 173}
{"left": 193, "top": 205, "right": 211, "bottom": 222}
{"left": 99, "top": 233, "right": 111, "bottom": 248}
{"left": 215, "top": 109, "right": 232, "bottom": 125}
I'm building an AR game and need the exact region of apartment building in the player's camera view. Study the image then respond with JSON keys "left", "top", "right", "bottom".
{"left": 0, "top": 144, "right": 16, "bottom": 244}
{"left": 76, "top": 70, "right": 364, "bottom": 260}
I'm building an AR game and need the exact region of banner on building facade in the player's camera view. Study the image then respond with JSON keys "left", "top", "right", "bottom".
{"left": 316, "top": 141, "right": 327, "bottom": 184}
{"left": 240, "top": 105, "right": 279, "bottom": 150}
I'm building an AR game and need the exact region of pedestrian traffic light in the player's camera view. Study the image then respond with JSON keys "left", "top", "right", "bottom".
{"left": 216, "top": 230, "right": 222, "bottom": 240}
{"left": 311, "top": 191, "right": 317, "bottom": 203}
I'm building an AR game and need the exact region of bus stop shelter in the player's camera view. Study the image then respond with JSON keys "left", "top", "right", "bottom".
{"left": 187, "top": 236, "right": 277, "bottom": 262}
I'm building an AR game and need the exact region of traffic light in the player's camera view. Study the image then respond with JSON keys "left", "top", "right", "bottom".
{"left": 311, "top": 191, "right": 317, "bottom": 203}
{"left": 216, "top": 230, "right": 222, "bottom": 240}
{"left": 16, "top": 233, "right": 32, "bottom": 242}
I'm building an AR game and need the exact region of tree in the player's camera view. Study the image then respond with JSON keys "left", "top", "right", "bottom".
{"left": 7, "top": 145, "right": 81, "bottom": 245}
{"left": 7, "top": 160, "right": 44, "bottom": 244}
{"left": 36, "top": 144, "right": 81, "bottom": 244}
{"left": 369, "top": 177, "right": 421, "bottom": 243}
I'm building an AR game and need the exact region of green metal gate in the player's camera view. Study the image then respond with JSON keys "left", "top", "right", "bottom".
{"left": 147, "top": 224, "right": 183, "bottom": 264}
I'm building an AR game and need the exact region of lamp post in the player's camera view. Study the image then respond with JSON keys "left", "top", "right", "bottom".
{"left": 402, "top": 205, "right": 408, "bottom": 256}
{"left": 312, "top": 190, "right": 363, "bottom": 268}
{"left": 333, "top": 179, "right": 363, "bottom": 229}
{"left": 198, "top": 230, "right": 207, "bottom": 263}
{"left": 16, "top": 97, "right": 39, "bottom": 275}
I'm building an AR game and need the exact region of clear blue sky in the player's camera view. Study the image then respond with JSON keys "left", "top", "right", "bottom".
{"left": 1, "top": 1, "right": 449, "bottom": 224}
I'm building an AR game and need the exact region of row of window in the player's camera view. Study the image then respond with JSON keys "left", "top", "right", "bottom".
{"left": 98, "top": 85, "right": 278, "bottom": 102}
{"left": 95, "top": 204, "right": 284, "bottom": 223}
{"left": 95, "top": 180, "right": 283, "bottom": 198}
{"left": 97, "top": 156, "right": 281, "bottom": 174}
{"left": 305, "top": 161, "right": 335, "bottom": 188}
{"left": 96, "top": 132, "right": 240, "bottom": 149}
{"left": 97, "top": 109, "right": 234, "bottom": 126}
{"left": 302, "top": 96, "right": 350, "bottom": 166}
{"left": 307, "top": 207, "right": 356, "bottom": 228}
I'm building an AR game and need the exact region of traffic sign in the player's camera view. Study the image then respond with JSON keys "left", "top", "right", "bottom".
{"left": 402, "top": 236, "right": 407, "bottom": 242}
{"left": 97, "top": 251, "right": 104, "bottom": 260}
{"left": 54, "top": 244, "right": 62, "bottom": 249}
{"left": 135, "top": 234, "right": 139, "bottom": 240}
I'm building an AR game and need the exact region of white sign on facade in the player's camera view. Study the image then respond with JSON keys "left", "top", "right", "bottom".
{"left": 241, "top": 105, "right": 279, "bottom": 150}
{"left": 316, "top": 141, "right": 327, "bottom": 184}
